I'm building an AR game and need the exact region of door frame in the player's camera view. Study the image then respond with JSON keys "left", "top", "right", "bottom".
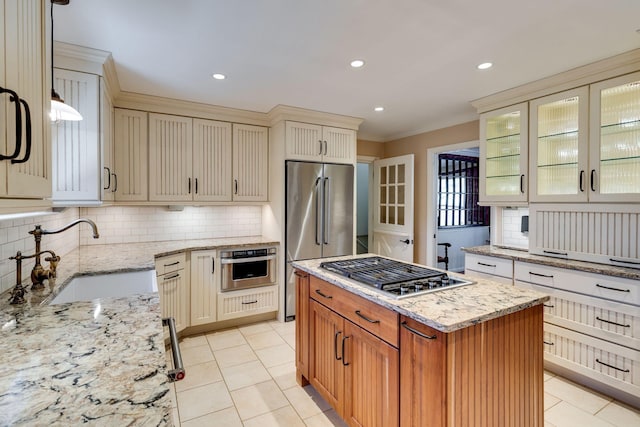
{"left": 425, "top": 140, "right": 482, "bottom": 267}
{"left": 357, "top": 155, "right": 379, "bottom": 254}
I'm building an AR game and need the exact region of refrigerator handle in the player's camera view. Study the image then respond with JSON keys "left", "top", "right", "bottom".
{"left": 324, "top": 176, "right": 330, "bottom": 244}
{"left": 315, "top": 177, "right": 322, "bottom": 245}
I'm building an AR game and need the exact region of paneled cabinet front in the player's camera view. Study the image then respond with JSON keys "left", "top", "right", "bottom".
{"left": 113, "top": 108, "right": 148, "bottom": 201}
{"left": 1, "top": 0, "right": 50, "bottom": 199}
{"left": 232, "top": 123, "right": 268, "bottom": 201}
{"left": 285, "top": 121, "right": 356, "bottom": 164}
{"left": 190, "top": 250, "right": 218, "bottom": 326}
{"left": 155, "top": 253, "right": 190, "bottom": 334}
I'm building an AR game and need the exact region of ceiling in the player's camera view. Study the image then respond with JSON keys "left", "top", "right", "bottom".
{"left": 54, "top": 0, "right": 640, "bottom": 141}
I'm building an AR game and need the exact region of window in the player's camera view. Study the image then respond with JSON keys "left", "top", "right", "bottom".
{"left": 438, "top": 153, "right": 490, "bottom": 227}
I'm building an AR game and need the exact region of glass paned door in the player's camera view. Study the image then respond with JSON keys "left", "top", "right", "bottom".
{"left": 530, "top": 87, "right": 589, "bottom": 202}
{"left": 595, "top": 74, "right": 640, "bottom": 198}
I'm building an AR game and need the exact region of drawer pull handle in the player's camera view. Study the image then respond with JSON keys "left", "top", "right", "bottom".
{"left": 530, "top": 272, "right": 554, "bottom": 278}
{"left": 164, "top": 273, "right": 180, "bottom": 280}
{"left": 341, "top": 335, "right": 350, "bottom": 366}
{"left": 596, "top": 317, "right": 631, "bottom": 328}
{"left": 596, "top": 284, "right": 630, "bottom": 293}
{"left": 401, "top": 321, "right": 436, "bottom": 340}
{"left": 543, "top": 250, "right": 568, "bottom": 256}
{"left": 315, "top": 289, "right": 333, "bottom": 299}
{"left": 241, "top": 300, "right": 258, "bottom": 305}
{"left": 543, "top": 304, "right": 554, "bottom": 308}
{"left": 478, "top": 262, "right": 496, "bottom": 267}
{"left": 609, "top": 258, "right": 640, "bottom": 266}
{"left": 355, "top": 310, "right": 380, "bottom": 324}
{"left": 164, "top": 261, "right": 180, "bottom": 267}
{"left": 334, "top": 331, "right": 342, "bottom": 361}
{"left": 596, "top": 358, "right": 629, "bottom": 373}
{"left": 543, "top": 341, "right": 554, "bottom": 346}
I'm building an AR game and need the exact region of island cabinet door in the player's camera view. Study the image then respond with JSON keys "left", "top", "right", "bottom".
{"left": 343, "top": 320, "right": 399, "bottom": 427}
{"left": 295, "top": 270, "right": 310, "bottom": 384}
{"left": 399, "top": 316, "right": 447, "bottom": 427}
{"left": 309, "top": 300, "right": 345, "bottom": 414}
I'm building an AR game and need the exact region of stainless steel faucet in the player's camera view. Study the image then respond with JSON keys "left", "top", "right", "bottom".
{"left": 26, "top": 219, "right": 100, "bottom": 291}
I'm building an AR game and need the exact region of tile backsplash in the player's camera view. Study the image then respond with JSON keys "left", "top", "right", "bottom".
{"left": 79, "top": 206, "right": 263, "bottom": 245}
{"left": 0, "top": 208, "right": 80, "bottom": 294}
{"left": 501, "top": 207, "right": 529, "bottom": 249}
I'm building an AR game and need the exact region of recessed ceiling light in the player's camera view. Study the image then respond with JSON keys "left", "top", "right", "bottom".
{"left": 350, "top": 59, "right": 365, "bottom": 68}
{"left": 374, "top": 106, "right": 384, "bottom": 112}
{"left": 212, "top": 73, "right": 226, "bottom": 80}
{"left": 477, "top": 62, "right": 493, "bottom": 70}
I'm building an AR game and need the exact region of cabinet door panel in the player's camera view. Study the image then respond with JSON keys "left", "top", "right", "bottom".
{"left": 158, "top": 269, "right": 189, "bottom": 333}
{"left": 295, "top": 270, "right": 310, "bottom": 382}
{"left": 285, "top": 121, "right": 323, "bottom": 161}
{"left": 309, "top": 300, "right": 344, "bottom": 414}
{"left": 322, "top": 126, "right": 356, "bottom": 164}
{"left": 193, "top": 118, "right": 232, "bottom": 201}
{"left": 190, "top": 250, "right": 217, "bottom": 326}
{"left": 101, "top": 79, "right": 115, "bottom": 201}
{"left": 344, "top": 320, "right": 399, "bottom": 427}
{"left": 114, "top": 108, "right": 148, "bottom": 201}
{"left": 51, "top": 69, "right": 99, "bottom": 201}
{"left": 232, "top": 124, "right": 268, "bottom": 201}
{"left": 149, "top": 113, "right": 193, "bottom": 201}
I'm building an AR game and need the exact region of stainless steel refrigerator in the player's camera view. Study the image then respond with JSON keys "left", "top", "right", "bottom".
{"left": 285, "top": 161, "right": 354, "bottom": 320}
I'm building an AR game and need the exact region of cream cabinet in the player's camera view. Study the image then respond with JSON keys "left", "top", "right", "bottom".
{"left": 156, "top": 253, "right": 190, "bottom": 334}
{"left": 100, "top": 79, "right": 115, "bottom": 202}
{"left": 464, "top": 253, "right": 513, "bottom": 285}
{"left": 190, "top": 250, "right": 218, "bottom": 326}
{"left": 0, "top": 0, "right": 50, "bottom": 200}
{"left": 217, "top": 284, "right": 278, "bottom": 321}
{"left": 193, "top": 118, "right": 232, "bottom": 201}
{"left": 479, "top": 103, "right": 528, "bottom": 205}
{"left": 51, "top": 68, "right": 100, "bottom": 203}
{"left": 232, "top": 124, "right": 268, "bottom": 201}
{"left": 589, "top": 71, "right": 640, "bottom": 202}
{"left": 113, "top": 108, "right": 148, "bottom": 201}
{"left": 285, "top": 121, "right": 356, "bottom": 164}
{"left": 529, "top": 86, "right": 590, "bottom": 203}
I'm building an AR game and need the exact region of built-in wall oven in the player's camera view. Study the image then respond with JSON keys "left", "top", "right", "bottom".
{"left": 220, "top": 246, "right": 277, "bottom": 292}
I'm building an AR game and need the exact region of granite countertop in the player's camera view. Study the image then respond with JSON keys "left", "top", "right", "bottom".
{"left": 0, "top": 236, "right": 278, "bottom": 426}
{"left": 292, "top": 254, "right": 549, "bottom": 333}
{"left": 462, "top": 245, "right": 640, "bottom": 280}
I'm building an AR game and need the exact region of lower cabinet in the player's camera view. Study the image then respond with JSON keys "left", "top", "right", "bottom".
{"left": 190, "top": 250, "right": 217, "bottom": 326}
{"left": 464, "top": 253, "right": 514, "bottom": 285}
{"left": 309, "top": 299, "right": 399, "bottom": 427}
{"left": 295, "top": 270, "right": 310, "bottom": 383}
{"left": 217, "top": 285, "right": 278, "bottom": 321}
{"left": 155, "top": 253, "right": 190, "bottom": 334}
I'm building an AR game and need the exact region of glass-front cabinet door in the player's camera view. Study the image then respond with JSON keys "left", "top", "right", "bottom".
{"left": 479, "top": 102, "right": 528, "bottom": 205}
{"left": 529, "top": 87, "right": 589, "bottom": 202}
{"left": 589, "top": 71, "right": 640, "bottom": 202}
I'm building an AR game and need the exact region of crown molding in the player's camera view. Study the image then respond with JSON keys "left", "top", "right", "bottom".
{"left": 114, "top": 92, "right": 271, "bottom": 126}
{"left": 102, "top": 55, "right": 121, "bottom": 100}
{"left": 267, "top": 104, "right": 363, "bottom": 130}
{"left": 53, "top": 41, "right": 110, "bottom": 75}
{"left": 471, "top": 48, "right": 640, "bottom": 113}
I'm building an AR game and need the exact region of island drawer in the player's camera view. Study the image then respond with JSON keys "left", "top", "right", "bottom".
{"left": 514, "top": 261, "right": 640, "bottom": 306}
{"left": 155, "top": 253, "right": 186, "bottom": 275}
{"left": 310, "top": 276, "right": 399, "bottom": 347}
{"left": 465, "top": 253, "right": 513, "bottom": 279}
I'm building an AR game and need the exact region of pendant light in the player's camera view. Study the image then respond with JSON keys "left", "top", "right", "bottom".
{"left": 50, "top": 0, "right": 82, "bottom": 121}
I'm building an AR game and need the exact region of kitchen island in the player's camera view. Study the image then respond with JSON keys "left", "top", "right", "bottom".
{"left": 293, "top": 255, "right": 550, "bottom": 427}
{"left": 0, "top": 236, "right": 277, "bottom": 426}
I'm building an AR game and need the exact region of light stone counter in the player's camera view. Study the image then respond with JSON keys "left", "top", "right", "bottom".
{"left": 0, "top": 236, "right": 278, "bottom": 426}
{"left": 462, "top": 245, "right": 640, "bottom": 280}
{"left": 293, "top": 254, "right": 549, "bottom": 333}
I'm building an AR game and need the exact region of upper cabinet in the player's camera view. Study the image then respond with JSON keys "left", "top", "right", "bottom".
{"left": 529, "top": 87, "right": 589, "bottom": 203}
{"left": 479, "top": 102, "right": 528, "bottom": 205}
{"left": 285, "top": 121, "right": 356, "bottom": 164}
{"left": 113, "top": 108, "right": 148, "bottom": 202}
{"left": 193, "top": 118, "right": 233, "bottom": 201}
{"left": 589, "top": 71, "right": 640, "bottom": 202}
{"left": 1, "top": 0, "right": 50, "bottom": 201}
{"left": 233, "top": 124, "right": 269, "bottom": 201}
{"left": 51, "top": 68, "right": 100, "bottom": 203}
{"left": 101, "top": 78, "right": 115, "bottom": 202}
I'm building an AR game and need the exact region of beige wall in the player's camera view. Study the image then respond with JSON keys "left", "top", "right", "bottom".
{"left": 383, "top": 120, "right": 479, "bottom": 264}
{"left": 357, "top": 139, "right": 385, "bottom": 159}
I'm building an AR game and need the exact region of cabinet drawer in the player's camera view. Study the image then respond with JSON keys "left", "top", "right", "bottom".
{"left": 517, "top": 281, "right": 640, "bottom": 350}
{"left": 217, "top": 285, "right": 278, "bottom": 321}
{"left": 465, "top": 254, "right": 513, "bottom": 279}
{"left": 310, "top": 276, "right": 399, "bottom": 347}
{"left": 514, "top": 261, "right": 640, "bottom": 306}
{"left": 155, "top": 253, "right": 186, "bottom": 275}
{"left": 544, "top": 323, "right": 640, "bottom": 398}
{"left": 464, "top": 269, "right": 514, "bottom": 285}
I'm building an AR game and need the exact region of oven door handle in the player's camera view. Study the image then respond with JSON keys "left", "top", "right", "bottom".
{"left": 220, "top": 254, "right": 277, "bottom": 264}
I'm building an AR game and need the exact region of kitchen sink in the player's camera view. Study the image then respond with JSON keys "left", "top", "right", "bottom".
{"left": 49, "top": 270, "right": 158, "bottom": 304}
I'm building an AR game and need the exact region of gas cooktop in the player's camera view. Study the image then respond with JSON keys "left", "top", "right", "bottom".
{"left": 320, "top": 256, "right": 474, "bottom": 299}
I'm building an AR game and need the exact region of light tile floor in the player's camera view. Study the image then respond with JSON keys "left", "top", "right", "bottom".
{"left": 167, "top": 320, "right": 640, "bottom": 427}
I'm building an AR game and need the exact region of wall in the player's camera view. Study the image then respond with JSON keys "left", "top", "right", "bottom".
{"left": 357, "top": 139, "right": 385, "bottom": 159}
{"left": 438, "top": 226, "right": 490, "bottom": 272}
{"left": 78, "top": 206, "right": 262, "bottom": 245}
{"left": 501, "top": 207, "right": 529, "bottom": 249}
{"left": 0, "top": 209, "right": 80, "bottom": 294}
{"left": 356, "top": 163, "right": 369, "bottom": 237}
{"left": 384, "top": 120, "right": 479, "bottom": 265}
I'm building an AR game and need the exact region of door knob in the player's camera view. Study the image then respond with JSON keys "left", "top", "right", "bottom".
{"left": 400, "top": 239, "right": 411, "bottom": 244}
